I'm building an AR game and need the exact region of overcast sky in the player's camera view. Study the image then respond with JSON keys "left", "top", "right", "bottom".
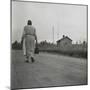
{"left": 12, "top": 1, "right": 87, "bottom": 43}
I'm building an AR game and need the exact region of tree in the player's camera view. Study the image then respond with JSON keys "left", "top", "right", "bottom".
{"left": 12, "top": 40, "right": 22, "bottom": 50}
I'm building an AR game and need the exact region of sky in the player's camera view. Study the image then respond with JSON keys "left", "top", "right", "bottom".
{"left": 12, "top": 1, "right": 87, "bottom": 44}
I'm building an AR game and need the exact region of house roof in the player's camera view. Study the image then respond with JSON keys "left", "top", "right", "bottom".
{"left": 57, "top": 36, "right": 72, "bottom": 43}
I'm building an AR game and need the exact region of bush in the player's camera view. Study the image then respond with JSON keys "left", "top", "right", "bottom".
{"left": 39, "top": 49, "right": 87, "bottom": 58}
{"left": 12, "top": 41, "right": 22, "bottom": 50}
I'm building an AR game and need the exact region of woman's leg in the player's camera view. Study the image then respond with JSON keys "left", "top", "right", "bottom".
{"left": 25, "top": 55, "right": 29, "bottom": 62}
{"left": 30, "top": 50, "right": 35, "bottom": 63}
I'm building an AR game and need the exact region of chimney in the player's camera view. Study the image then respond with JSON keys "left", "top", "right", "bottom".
{"left": 63, "top": 35, "right": 65, "bottom": 38}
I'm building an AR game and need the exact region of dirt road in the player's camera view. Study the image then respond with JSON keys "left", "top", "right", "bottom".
{"left": 11, "top": 50, "right": 87, "bottom": 89}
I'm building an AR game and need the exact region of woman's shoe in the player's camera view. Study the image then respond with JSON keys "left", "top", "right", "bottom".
{"left": 31, "top": 57, "right": 35, "bottom": 63}
{"left": 25, "top": 60, "right": 29, "bottom": 63}
{"left": 25, "top": 56, "right": 29, "bottom": 63}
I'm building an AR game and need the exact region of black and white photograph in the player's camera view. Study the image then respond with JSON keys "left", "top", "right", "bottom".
{"left": 11, "top": 0, "right": 88, "bottom": 89}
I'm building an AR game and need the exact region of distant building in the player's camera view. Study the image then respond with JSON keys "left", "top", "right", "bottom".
{"left": 57, "top": 35, "right": 72, "bottom": 48}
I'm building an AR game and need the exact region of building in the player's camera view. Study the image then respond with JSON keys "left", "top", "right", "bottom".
{"left": 57, "top": 35, "right": 72, "bottom": 48}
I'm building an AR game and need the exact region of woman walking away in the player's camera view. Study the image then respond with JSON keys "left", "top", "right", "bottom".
{"left": 21, "top": 20, "right": 38, "bottom": 63}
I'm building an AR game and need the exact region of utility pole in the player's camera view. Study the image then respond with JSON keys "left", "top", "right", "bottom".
{"left": 57, "top": 30, "right": 59, "bottom": 40}
{"left": 52, "top": 26, "right": 54, "bottom": 43}
{"left": 57, "top": 21, "right": 59, "bottom": 40}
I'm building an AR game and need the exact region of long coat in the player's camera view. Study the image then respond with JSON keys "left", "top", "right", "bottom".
{"left": 22, "top": 25, "right": 36, "bottom": 57}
